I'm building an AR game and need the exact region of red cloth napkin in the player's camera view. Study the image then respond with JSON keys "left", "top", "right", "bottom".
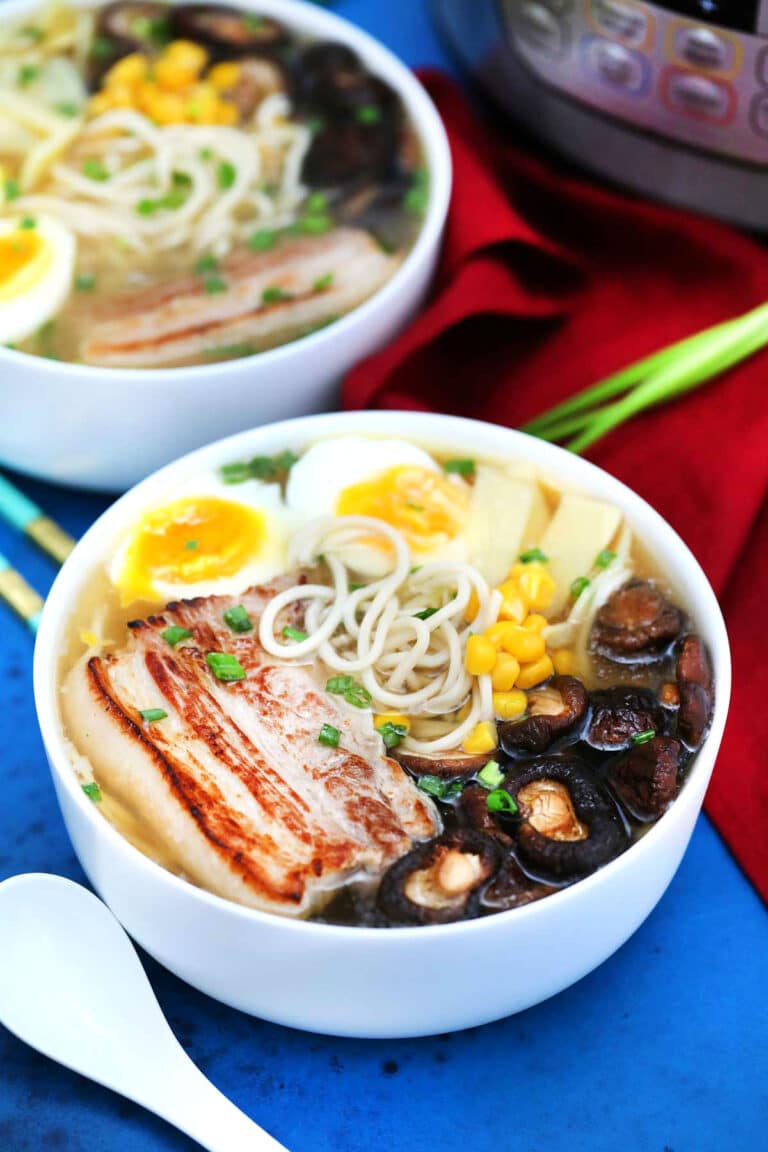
{"left": 343, "top": 72, "right": 768, "bottom": 902}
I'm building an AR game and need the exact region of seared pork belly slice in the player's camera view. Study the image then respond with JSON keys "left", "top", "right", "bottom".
{"left": 81, "top": 228, "right": 400, "bottom": 367}
{"left": 61, "top": 578, "right": 438, "bottom": 918}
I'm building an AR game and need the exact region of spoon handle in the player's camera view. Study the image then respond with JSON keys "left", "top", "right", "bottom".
{"left": 154, "top": 1050, "right": 290, "bottom": 1152}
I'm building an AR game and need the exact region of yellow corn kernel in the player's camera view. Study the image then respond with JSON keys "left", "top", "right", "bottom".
{"left": 492, "top": 689, "right": 528, "bottom": 720}
{"left": 214, "top": 98, "right": 239, "bottom": 125}
{"left": 517, "top": 566, "right": 556, "bottom": 612}
{"left": 104, "top": 52, "right": 148, "bottom": 89}
{"left": 552, "top": 648, "right": 576, "bottom": 676}
{"left": 465, "top": 634, "right": 497, "bottom": 676}
{"left": 500, "top": 627, "right": 546, "bottom": 663}
{"left": 496, "top": 579, "right": 527, "bottom": 623}
{"left": 465, "top": 587, "right": 480, "bottom": 623}
{"left": 139, "top": 87, "right": 187, "bottom": 124}
{"left": 374, "top": 713, "right": 411, "bottom": 733}
{"left": 164, "top": 38, "right": 208, "bottom": 68}
{"left": 485, "top": 620, "right": 519, "bottom": 648}
{"left": 516, "top": 655, "right": 555, "bottom": 690}
{"left": 491, "top": 652, "right": 521, "bottom": 692}
{"left": 462, "top": 721, "right": 497, "bottom": 755}
{"left": 208, "top": 61, "right": 241, "bottom": 90}
{"left": 523, "top": 613, "right": 548, "bottom": 633}
{"left": 183, "top": 82, "right": 219, "bottom": 122}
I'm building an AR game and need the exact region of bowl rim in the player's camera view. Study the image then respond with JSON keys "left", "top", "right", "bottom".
{"left": 0, "top": 0, "right": 451, "bottom": 382}
{"left": 34, "top": 410, "right": 732, "bottom": 940}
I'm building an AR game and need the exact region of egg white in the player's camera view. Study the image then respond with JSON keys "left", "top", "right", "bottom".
{"left": 110, "top": 473, "right": 297, "bottom": 604}
{"left": 0, "top": 214, "right": 76, "bottom": 344}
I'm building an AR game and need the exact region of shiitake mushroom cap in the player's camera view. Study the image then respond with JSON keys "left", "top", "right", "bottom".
{"left": 303, "top": 115, "right": 400, "bottom": 186}
{"left": 170, "top": 4, "right": 287, "bottom": 56}
{"left": 377, "top": 829, "right": 501, "bottom": 926}
{"left": 480, "top": 856, "right": 555, "bottom": 912}
{"left": 394, "top": 748, "right": 490, "bottom": 780}
{"left": 89, "top": 2, "right": 171, "bottom": 86}
{"left": 504, "top": 757, "right": 628, "bottom": 883}
{"left": 676, "top": 634, "right": 714, "bottom": 750}
{"left": 455, "top": 784, "right": 514, "bottom": 846}
{"left": 591, "top": 579, "right": 684, "bottom": 663}
{"left": 500, "top": 675, "right": 588, "bottom": 755}
{"left": 606, "top": 736, "right": 683, "bottom": 822}
{"left": 586, "top": 686, "right": 665, "bottom": 751}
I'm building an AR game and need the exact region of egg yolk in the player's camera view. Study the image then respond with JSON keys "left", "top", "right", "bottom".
{"left": 0, "top": 231, "right": 51, "bottom": 300}
{"left": 116, "top": 496, "right": 267, "bottom": 603}
{"left": 336, "top": 466, "right": 469, "bottom": 553}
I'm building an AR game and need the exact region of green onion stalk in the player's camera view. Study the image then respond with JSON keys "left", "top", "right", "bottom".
{"left": 522, "top": 300, "right": 768, "bottom": 453}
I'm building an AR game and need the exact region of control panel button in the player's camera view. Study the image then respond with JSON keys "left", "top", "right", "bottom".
{"left": 661, "top": 69, "right": 736, "bottom": 125}
{"left": 515, "top": 2, "right": 567, "bottom": 56}
{"left": 584, "top": 37, "right": 649, "bottom": 94}
{"left": 588, "top": 0, "right": 650, "bottom": 50}
{"left": 676, "top": 27, "right": 732, "bottom": 71}
{"left": 749, "top": 93, "right": 768, "bottom": 139}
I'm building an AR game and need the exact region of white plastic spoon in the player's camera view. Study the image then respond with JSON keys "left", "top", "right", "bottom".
{"left": 0, "top": 873, "right": 290, "bottom": 1152}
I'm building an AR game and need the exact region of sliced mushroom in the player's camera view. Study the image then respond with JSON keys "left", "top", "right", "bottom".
{"left": 376, "top": 830, "right": 501, "bottom": 925}
{"left": 480, "top": 856, "right": 555, "bottom": 912}
{"left": 592, "top": 579, "right": 684, "bottom": 663}
{"left": 170, "top": 5, "right": 287, "bottom": 56}
{"left": 303, "top": 116, "right": 400, "bottom": 187}
{"left": 606, "top": 736, "right": 683, "bottom": 822}
{"left": 586, "top": 686, "right": 664, "bottom": 751}
{"left": 676, "top": 634, "right": 714, "bottom": 749}
{"left": 89, "top": 2, "right": 170, "bottom": 85}
{"left": 338, "top": 176, "right": 415, "bottom": 252}
{"left": 500, "top": 676, "right": 588, "bottom": 755}
{"left": 394, "top": 748, "right": 490, "bottom": 780}
{"left": 505, "top": 758, "right": 628, "bottom": 883}
{"left": 455, "top": 785, "right": 514, "bottom": 846}
{"left": 216, "top": 56, "right": 286, "bottom": 118}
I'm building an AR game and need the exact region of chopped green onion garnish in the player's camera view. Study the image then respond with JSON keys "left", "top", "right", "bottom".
{"left": 406, "top": 501, "right": 425, "bottom": 512}
{"left": 19, "top": 25, "right": 44, "bottom": 42}
{"left": 4, "top": 179, "right": 20, "bottom": 202}
{"left": 595, "top": 549, "right": 617, "bottom": 569}
{"left": 19, "top": 217, "right": 36, "bottom": 230}
{"left": 82, "top": 159, "right": 110, "bottom": 182}
{"left": 477, "top": 759, "right": 505, "bottom": 790}
{"left": 417, "top": 775, "right": 464, "bottom": 800}
{"left": 274, "top": 450, "right": 298, "bottom": 471}
{"left": 282, "top": 625, "right": 308, "bottom": 642}
{"left": 443, "top": 458, "right": 476, "bottom": 477}
{"left": 55, "top": 101, "right": 80, "bottom": 117}
{"left": 570, "top": 576, "right": 591, "bottom": 599}
{"left": 203, "top": 343, "right": 254, "bottom": 359}
{"left": 75, "top": 273, "right": 96, "bottom": 292}
{"left": 355, "top": 104, "right": 382, "bottom": 124}
{"left": 90, "top": 34, "right": 115, "bottom": 58}
{"left": 161, "top": 625, "right": 192, "bottom": 647}
{"left": 82, "top": 781, "right": 102, "bottom": 802}
{"left": 413, "top": 607, "right": 438, "bottom": 621}
{"left": 223, "top": 605, "right": 253, "bottom": 633}
{"left": 248, "top": 229, "right": 277, "bottom": 251}
{"left": 262, "top": 285, "right": 293, "bottom": 304}
{"left": 486, "top": 788, "right": 518, "bottom": 815}
{"left": 199, "top": 147, "right": 213, "bottom": 161}
{"left": 318, "top": 723, "right": 341, "bottom": 748}
{"left": 220, "top": 450, "right": 298, "bottom": 484}
{"left": 297, "top": 214, "right": 331, "bottom": 235}
{"left": 18, "top": 63, "right": 40, "bottom": 87}
{"left": 326, "top": 675, "right": 355, "bottom": 694}
{"left": 204, "top": 276, "right": 228, "bottom": 295}
{"left": 631, "top": 729, "right": 656, "bottom": 746}
{"left": 519, "top": 548, "right": 548, "bottom": 564}
{"left": 217, "top": 161, "right": 237, "bottom": 189}
{"left": 344, "top": 684, "right": 372, "bottom": 709}
{"left": 139, "top": 708, "right": 167, "bottom": 723}
{"left": 205, "top": 652, "right": 246, "bottom": 682}
{"left": 376, "top": 722, "right": 408, "bottom": 749}
{"left": 195, "top": 253, "right": 219, "bottom": 274}
{"left": 349, "top": 582, "right": 365, "bottom": 592}
{"left": 306, "top": 192, "right": 327, "bottom": 213}
{"left": 244, "top": 14, "right": 265, "bottom": 32}
{"left": 313, "top": 272, "right": 334, "bottom": 292}
{"left": 405, "top": 173, "right": 429, "bottom": 217}
{"left": 137, "top": 198, "right": 158, "bottom": 216}
{"left": 184, "top": 539, "right": 198, "bottom": 550}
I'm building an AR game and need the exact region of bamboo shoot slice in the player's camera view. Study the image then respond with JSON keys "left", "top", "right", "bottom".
{"left": 465, "top": 466, "right": 550, "bottom": 586}
{"left": 538, "top": 494, "right": 623, "bottom": 615}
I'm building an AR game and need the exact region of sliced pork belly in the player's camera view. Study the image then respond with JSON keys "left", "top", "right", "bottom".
{"left": 61, "top": 577, "right": 437, "bottom": 918}
{"left": 80, "top": 228, "right": 399, "bottom": 367}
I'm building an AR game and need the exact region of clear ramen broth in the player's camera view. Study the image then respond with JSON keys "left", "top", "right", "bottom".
{"left": 0, "top": 2, "right": 426, "bottom": 366}
{"left": 58, "top": 437, "right": 715, "bottom": 926}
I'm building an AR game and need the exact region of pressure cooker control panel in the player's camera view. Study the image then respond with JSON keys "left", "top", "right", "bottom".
{"left": 500, "top": 0, "right": 768, "bottom": 163}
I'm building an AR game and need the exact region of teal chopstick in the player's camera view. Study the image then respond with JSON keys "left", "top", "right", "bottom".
{"left": 0, "top": 551, "right": 44, "bottom": 634}
{"left": 0, "top": 472, "right": 76, "bottom": 565}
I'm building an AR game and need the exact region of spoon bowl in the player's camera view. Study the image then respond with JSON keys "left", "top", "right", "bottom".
{"left": 0, "top": 873, "right": 288, "bottom": 1152}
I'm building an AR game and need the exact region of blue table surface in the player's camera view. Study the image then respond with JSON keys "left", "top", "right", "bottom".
{"left": 1, "top": 2, "right": 767, "bottom": 1149}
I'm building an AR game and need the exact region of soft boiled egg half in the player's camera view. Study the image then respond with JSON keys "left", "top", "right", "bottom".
{"left": 110, "top": 474, "right": 293, "bottom": 606}
{"left": 0, "top": 214, "right": 76, "bottom": 344}
{"left": 286, "top": 437, "right": 472, "bottom": 573}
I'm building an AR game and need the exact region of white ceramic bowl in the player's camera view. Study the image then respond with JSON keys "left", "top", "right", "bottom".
{"left": 34, "top": 412, "right": 731, "bottom": 1038}
{"left": 0, "top": 0, "right": 451, "bottom": 492}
